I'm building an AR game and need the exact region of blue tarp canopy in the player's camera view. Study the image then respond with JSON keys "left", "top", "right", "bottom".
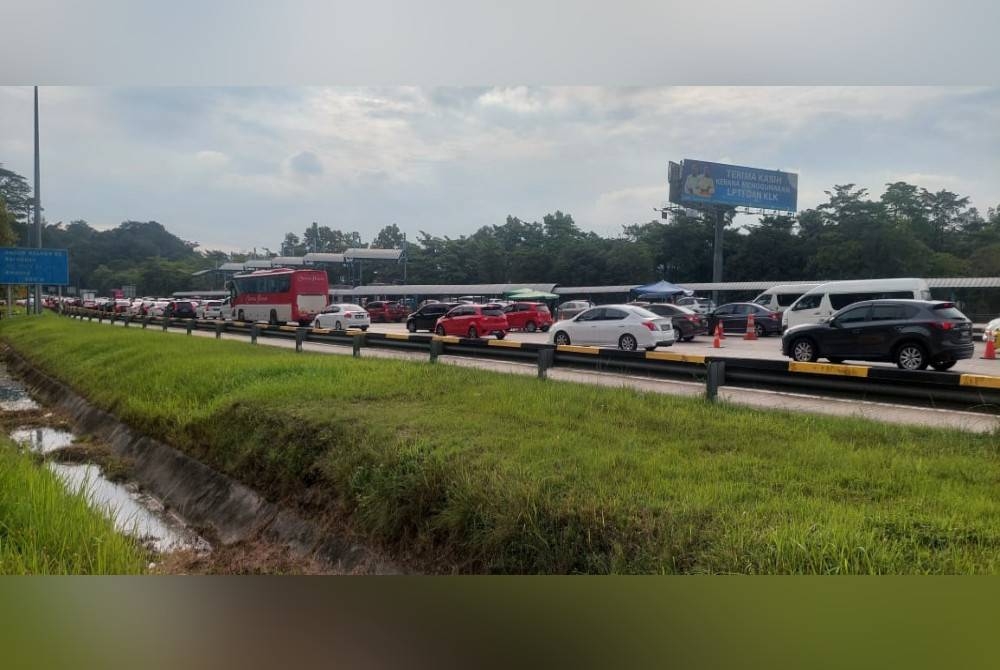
{"left": 631, "top": 280, "right": 693, "bottom": 297}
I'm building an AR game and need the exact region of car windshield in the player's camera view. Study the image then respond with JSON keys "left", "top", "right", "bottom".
{"left": 752, "top": 295, "right": 770, "bottom": 305}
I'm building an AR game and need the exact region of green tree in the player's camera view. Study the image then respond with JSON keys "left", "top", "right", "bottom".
{"left": 0, "top": 199, "right": 18, "bottom": 247}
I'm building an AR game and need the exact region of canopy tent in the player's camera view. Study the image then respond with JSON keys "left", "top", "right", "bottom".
{"left": 631, "top": 280, "right": 693, "bottom": 298}
{"left": 503, "top": 287, "right": 560, "bottom": 300}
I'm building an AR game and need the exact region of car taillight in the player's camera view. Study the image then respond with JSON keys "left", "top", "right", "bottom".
{"left": 344, "top": 312, "right": 352, "bottom": 317}
{"left": 770, "top": 312, "right": 780, "bottom": 320}
{"left": 930, "top": 321, "right": 954, "bottom": 330}
{"left": 686, "top": 315, "right": 700, "bottom": 323}
{"left": 642, "top": 321, "right": 656, "bottom": 331}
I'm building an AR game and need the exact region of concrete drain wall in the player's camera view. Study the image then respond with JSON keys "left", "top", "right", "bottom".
{"left": 3, "top": 347, "right": 400, "bottom": 574}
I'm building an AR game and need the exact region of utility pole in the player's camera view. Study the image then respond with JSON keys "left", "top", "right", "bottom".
{"left": 33, "top": 86, "right": 42, "bottom": 314}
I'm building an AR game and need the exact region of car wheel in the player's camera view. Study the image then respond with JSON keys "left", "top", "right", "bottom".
{"left": 755, "top": 323, "right": 766, "bottom": 337}
{"left": 525, "top": 321, "right": 537, "bottom": 333}
{"left": 435, "top": 325, "right": 446, "bottom": 336}
{"left": 269, "top": 310, "right": 278, "bottom": 326}
{"left": 827, "top": 358, "right": 844, "bottom": 364}
{"left": 406, "top": 321, "right": 416, "bottom": 332}
{"left": 790, "top": 338, "right": 818, "bottom": 362}
{"left": 495, "top": 331, "right": 506, "bottom": 340}
{"left": 553, "top": 331, "right": 571, "bottom": 346}
{"left": 930, "top": 359, "right": 957, "bottom": 371}
{"left": 540, "top": 325, "right": 550, "bottom": 332}
{"left": 895, "top": 342, "right": 928, "bottom": 370}
{"left": 237, "top": 310, "right": 245, "bottom": 322}
{"left": 618, "top": 333, "right": 638, "bottom": 351}
{"left": 335, "top": 321, "right": 342, "bottom": 330}
{"left": 681, "top": 336, "right": 694, "bottom": 342}
{"left": 468, "top": 326, "right": 479, "bottom": 339}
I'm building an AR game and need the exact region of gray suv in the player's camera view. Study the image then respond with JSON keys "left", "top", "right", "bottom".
{"left": 781, "top": 300, "right": 974, "bottom": 371}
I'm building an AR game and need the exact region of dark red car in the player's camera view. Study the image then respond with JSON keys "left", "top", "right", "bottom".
{"left": 365, "top": 300, "right": 408, "bottom": 323}
{"left": 502, "top": 302, "right": 553, "bottom": 332}
{"left": 435, "top": 304, "right": 509, "bottom": 339}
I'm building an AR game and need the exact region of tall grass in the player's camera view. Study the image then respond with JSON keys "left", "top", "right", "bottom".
{"left": 0, "top": 436, "right": 147, "bottom": 574}
{"left": 3, "top": 315, "right": 999, "bottom": 573}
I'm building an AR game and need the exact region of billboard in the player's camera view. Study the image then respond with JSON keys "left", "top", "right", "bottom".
{"left": 675, "top": 160, "right": 798, "bottom": 212}
{"left": 0, "top": 248, "right": 70, "bottom": 285}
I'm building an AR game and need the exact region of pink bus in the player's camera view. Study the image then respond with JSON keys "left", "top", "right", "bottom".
{"left": 228, "top": 268, "right": 329, "bottom": 325}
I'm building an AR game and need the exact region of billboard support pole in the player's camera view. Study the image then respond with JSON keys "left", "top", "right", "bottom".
{"left": 711, "top": 207, "right": 725, "bottom": 306}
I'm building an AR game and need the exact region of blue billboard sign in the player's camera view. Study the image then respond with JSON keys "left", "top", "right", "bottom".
{"left": 0, "top": 248, "right": 70, "bottom": 285}
{"left": 678, "top": 160, "right": 798, "bottom": 212}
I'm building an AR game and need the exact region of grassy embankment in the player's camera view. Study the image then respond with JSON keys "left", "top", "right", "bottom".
{"left": 0, "top": 435, "right": 148, "bottom": 574}
{"left": 2, "top": 315, "right": 999, "bottom": 574}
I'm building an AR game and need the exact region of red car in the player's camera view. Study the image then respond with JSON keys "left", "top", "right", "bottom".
{"left": 502, "top": 302, "right": 553, "bottom": 332}
{"left": 365, "top": 300, "right": 407, "bottom": 323}
{"left": 435, "top": 304, "right": 509, "bottom": 339}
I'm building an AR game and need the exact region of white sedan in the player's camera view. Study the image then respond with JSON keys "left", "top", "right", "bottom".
{"left": 312, "top": 303, "right": 371, "bottom": 331}
{"left": 547, "top": 304, "right": 675, "bottom": 351}
{"left": 984, "top": 317, "right": 1000, "bottom": 342}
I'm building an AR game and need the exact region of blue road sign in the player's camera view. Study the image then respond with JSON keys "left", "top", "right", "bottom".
{"left": 0, "top": 248, "right": 70, "bottom": 285}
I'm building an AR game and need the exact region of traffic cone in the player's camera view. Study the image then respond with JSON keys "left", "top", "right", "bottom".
{"left": 745, "top": 312, "right": 758, "bottom": 340}
{"left": 984, "top": 332, "right": 997, "bottom": 360}
{"left": 713, "top": 323, "right": 722, "bottom": 348}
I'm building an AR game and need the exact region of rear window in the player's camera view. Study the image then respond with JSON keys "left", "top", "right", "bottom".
{"left": 482, "top": 308, "right": 504, "bottom": 316}
{"left": 628, "top": 306, "right": 660, "bottom": 319}
{"left": 931, "top": 305, "right": 968, "bottom": 320}
{"left": 536, "top": 305, "right": 550, "bottom": 313}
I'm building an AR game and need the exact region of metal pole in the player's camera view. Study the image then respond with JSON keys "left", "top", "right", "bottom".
{"left": 33, "top": 86, "right": 42, "bottom": 314}
{"left": 711, "top": 207, "right": 724, "bottom": 307}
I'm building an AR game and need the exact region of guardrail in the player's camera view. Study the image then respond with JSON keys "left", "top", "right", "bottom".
{"left": 57, "top": 307, "right": 1000, "bottom": 413}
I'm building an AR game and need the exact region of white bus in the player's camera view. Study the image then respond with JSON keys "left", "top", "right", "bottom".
{"left": 782, "top": 278, "right": 932, "bottom": 331}
{"left": 752, "top": 283, "right": 821, "bottom": 314}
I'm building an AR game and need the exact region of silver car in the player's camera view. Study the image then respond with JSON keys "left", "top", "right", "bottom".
{"left": 556, "top": 300, "right": 594, "bottom": 321}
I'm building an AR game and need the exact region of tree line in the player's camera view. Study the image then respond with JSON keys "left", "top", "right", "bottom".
{"left": 2, "top": 162, "right": 999, "bottom": 306}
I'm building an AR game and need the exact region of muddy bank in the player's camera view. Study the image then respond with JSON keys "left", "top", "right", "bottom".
{"left": 2, "top": 346, "right": 400, "bottom": 574}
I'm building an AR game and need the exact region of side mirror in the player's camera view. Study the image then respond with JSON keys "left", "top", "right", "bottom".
{"left": 827, "top": 318, "right": 839, "bottom": 328}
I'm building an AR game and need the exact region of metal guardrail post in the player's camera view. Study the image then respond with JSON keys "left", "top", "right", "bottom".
{"left": 706, "top": 360, "right": 726, "bottom": 401}
{"left": 142, "top": 316, "right": 149, "bottom": 329}
{"left": 250, "top": 323, "right": 259, "bottom": 344}
{"left": 215, "top": 321, "right": 223, "bottom": 339}
{"left": 162, "top": 318, "right": 169, "bottom": 332}
{"left": 186, "top": 320, "right": 194, "bottom": 335}
{"left": 352, "top": 332, "right": 364, "bottom": 358}
{"left": 429, "top": 338, "right": 442, "bottom": 363}
{"left": 97, "top": 313, "right": 103, "bottom": 324}
{"left": 123, "top": 316, "right": 130, "bottom": 328}
{"left": 537, "top": 348, "right": 554, "bottom": 379}
{"left": 295, "top": 329, "right": 306, "bottom": 352}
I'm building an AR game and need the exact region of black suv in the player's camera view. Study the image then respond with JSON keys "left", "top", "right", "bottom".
{"left": 406, "top": 302, "right": 459, "bottom": 332}
{"left": 781, "top": 300, "right": 974, "bottom": 371}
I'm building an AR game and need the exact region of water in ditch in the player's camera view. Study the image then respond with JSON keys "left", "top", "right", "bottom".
{"left": 2, "top": 366, "right": 210, "bottom": 555}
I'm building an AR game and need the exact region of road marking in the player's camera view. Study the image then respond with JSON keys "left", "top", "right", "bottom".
{"left": 487, "top": 339, "right": 523, "bottom": 348}
{"left": 788, "top": 361, "right": 870, "bottom": 378}
{"left": 959, "top": 374, "right": 1000, "bottom": 389}
{"left": 556, "top": 345, "right": 600, "bottom": 355}
{"left": 645, "top": 351, "right": 706, "bottom": 364}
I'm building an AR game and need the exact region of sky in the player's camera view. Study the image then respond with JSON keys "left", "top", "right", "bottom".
{"left": 1, "top": 86, "right": 998, "bottom": 253}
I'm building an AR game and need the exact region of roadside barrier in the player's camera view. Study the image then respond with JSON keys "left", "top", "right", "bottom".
{"left": 56, "top": 307, "right": 1000, "bottom": 411}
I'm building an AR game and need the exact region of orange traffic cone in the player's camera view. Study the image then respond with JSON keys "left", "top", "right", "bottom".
{"left": 983, "top": 332, "right": 997, "bottom": 360}
{"left": 717, "top": 321, "right": 725, "bottom": 339}
{"left": 745, "top": 312, "right": 758, "bottom": 340}
{"left": 713, "top": 323, "right": 722, "bottom": 348}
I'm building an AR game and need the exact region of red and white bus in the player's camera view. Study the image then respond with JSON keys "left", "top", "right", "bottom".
{"left": 228, "top": 268, "right": 329, "bottom": 325}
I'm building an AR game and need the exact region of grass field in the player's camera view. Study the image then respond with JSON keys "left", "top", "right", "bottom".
{"left": 0, "top": 434, "right": 148, "bottom": 575}
{"left": 2, "top": 314, "right": 999, "bottom": 573}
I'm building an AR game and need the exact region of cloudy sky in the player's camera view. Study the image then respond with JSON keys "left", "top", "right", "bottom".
{"left": 1, "top": 86, "right": 998, "bottom": 253}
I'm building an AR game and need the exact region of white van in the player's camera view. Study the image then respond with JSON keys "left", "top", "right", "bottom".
{"left": 782, "top": 278, "right": 932, "bottom": 331}
{"left": 752, "top": 283, "right": 821, "bottom": 314}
